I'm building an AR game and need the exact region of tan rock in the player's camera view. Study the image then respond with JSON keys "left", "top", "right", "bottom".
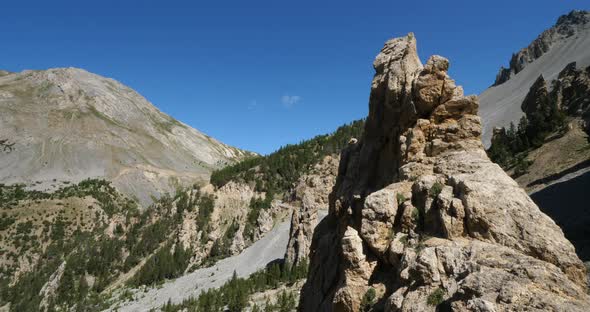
{"left": 285, "top": 155, "right": 338, "bottom": 267}
{"left": 361, "top": 188, "right": 397, "bottom": 257}
{"left": 299, "top": 34, "right": 590, "bottom": 312}
{"left": 413, "top": 55, "right": 457, "bottom": 116}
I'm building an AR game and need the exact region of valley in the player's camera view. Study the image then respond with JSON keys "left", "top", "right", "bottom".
{"left": 1, "top": 7, "right": 589, "bottom": 312}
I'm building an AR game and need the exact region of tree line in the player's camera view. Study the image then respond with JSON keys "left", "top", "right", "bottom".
{"left": 210, "top": 119, "right": 365, "bottom": 196}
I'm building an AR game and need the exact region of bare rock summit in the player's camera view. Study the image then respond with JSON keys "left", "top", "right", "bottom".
{"left": 299, "top": 33, "right": 589, "bottom": 312}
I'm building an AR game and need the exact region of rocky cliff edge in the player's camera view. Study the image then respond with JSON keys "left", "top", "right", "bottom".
{"left": 299, "top": 33, "right": 589, "bottom": 312}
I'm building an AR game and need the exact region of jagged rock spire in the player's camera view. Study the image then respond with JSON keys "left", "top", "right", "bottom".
{"left": 299, "top": 34, "right": 589, "bottom": 312}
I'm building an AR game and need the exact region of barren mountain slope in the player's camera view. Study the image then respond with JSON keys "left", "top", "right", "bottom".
{"left": 0, "top": 68, "right": 250, "bottom": 206}
{"left": 479, "top": 10, "right": 590, "bottom": 146}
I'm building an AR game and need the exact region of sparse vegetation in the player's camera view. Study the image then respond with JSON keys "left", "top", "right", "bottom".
{"left": 243, "top": 193, "right": 273, "bottom": 242}
{"left": 206, "top": 219, "right": 241, "bottom": 265}
{"left": 269, "top": 290, "right": 298, "bottom": 312}
{"left": 396, "top": 193, "right": 406, "bottom": 205}
{"left": 429, "top": 182, "right": 443, "bottom": 198}
{"left": 0, "top": 180, "right": 217, "bottom": 311}
{"left": 0, "top": 138, "right": 15, "bottom": 153}
{"left": 427, "top": 287, "right": 445, "bottom": 306}
{"left": 360, "top": 287, "right": 377, "bottom": 311}
{"left": 411, "top": 207, "right": 420, "bottom": 221}
{"left": 0, "top": 179, "right": 135, "bottom": 216}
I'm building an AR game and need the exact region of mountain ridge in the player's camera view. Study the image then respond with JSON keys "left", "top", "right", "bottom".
{"left": 479, "top": 10, "right": 590, "bottom": 146}
{"left": 0, "top": 67, "right": 252, "bottom": 206}
{"left": 493, "top": 10, "right": 590, "bottom": 86}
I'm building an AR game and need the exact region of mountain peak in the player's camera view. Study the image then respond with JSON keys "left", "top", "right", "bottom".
{"left": 556, "top": 10, "right": 590, "bottom": 27}
{"left": 0, "top": 67, "right": 250, "bottom": 206}
{"left": 493, "top": 10, "right": 590, "bottom": 86}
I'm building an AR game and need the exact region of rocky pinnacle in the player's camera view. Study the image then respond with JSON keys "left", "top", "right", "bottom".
{"left": 299, "top": 33, "right": 590, "bottom": 312}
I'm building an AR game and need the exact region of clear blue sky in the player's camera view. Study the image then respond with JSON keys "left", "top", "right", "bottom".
{"left": 1, "top": 1, "right": 587, "bottom": 154}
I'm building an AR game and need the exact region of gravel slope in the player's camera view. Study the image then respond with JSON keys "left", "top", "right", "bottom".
{"left": 0, "top": 68, "right": 250, "bottom": 206}
{"left": 479, "top": 23, "right": 590, "bottom": 146}
{"left": 109, "top": 211, "right": 327, "bottom": 312}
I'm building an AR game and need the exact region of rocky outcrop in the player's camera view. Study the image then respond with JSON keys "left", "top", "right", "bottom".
{"left": 552, "top": 62, "right": 590, "bottom": 132}
{"left": 299, "top": 33, "right": 589, "bottom": 312}
{"left": 479, "top": 9, "right": 590, "bottom": 147}
{"left": 285, "top": 155, "right": 339, "bottom": 267}
{"left": 494, "top": 10, "right": 590, "bottom": 86}
{"left": 519, "top": 62, "right": 590, "bottom": 129}
{"left": 38, "top": 261, "right": 66, "bottom": 311}
{"left": 520, "top": 75, "right": 550, "bottom": 116}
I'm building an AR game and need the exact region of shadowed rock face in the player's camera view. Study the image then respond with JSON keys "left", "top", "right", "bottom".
{"left": 299, "top": 34, "right": 589, "bottom": 312}
{"left": 531, "top": 171, "right": 590, "bottom": 261}
{"left": 284, "top": 155, "right": 339, "bottom": 267}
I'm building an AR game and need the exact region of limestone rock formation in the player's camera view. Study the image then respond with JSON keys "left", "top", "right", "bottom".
{"left": 299, "top": 33, "right": 590, "bottom": 312}
{"left": 285, "top": 155, "right": 339, "bottom": 267}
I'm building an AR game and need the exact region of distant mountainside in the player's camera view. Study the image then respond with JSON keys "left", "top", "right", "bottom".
{"left": 0, "top": 68, "right": 251, "bottom": 206}
{"left": 482, "top": 10, "right": 590, "bottom": 262}
{"left": 479, "top": 10, "right": 590, "bottom": 146}
{"left": 0, "top": 113, "right": 363, "bottom": 311}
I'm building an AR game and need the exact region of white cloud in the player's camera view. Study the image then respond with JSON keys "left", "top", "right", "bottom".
{"left": 247, "top": 100, "right": 258, "bottom": 110}
{"left": 281, "top": 95, "right": 301, "bottom": 108}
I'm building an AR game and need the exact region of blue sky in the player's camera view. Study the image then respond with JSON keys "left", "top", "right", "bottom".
{"left": 1, "top": 1, "right": 588, "bottom": 154}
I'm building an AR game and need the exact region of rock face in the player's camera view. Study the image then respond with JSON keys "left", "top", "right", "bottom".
{"left": 552, "top": 62, "right": 590, "bottom": 132}
{"left": 520, "top": 75, "right": 550, "bottom": 116}
{"left": 493, "top": 10, "right": 590, "bottom": 86}
{"left": 285, "top": 155, "right": 339, "bottom": 267}
{"left": 299, "top": 34, "right": 590, "bottom": 312}
{"left": 0, "top": 68, "right": 251, "bottom": 207}
{"left": 479, "top": 10, "right": 590, "bottom": 146}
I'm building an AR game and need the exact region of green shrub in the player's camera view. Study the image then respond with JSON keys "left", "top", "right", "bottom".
{"left": 513, "top": 158, "right": 534, "bottom": 178}
{"left": 427, "top": 288, "right": 445, "bottom": 306}
{"left": 0, "top": 214, "right": 15, "bottom": 231}
{"left": 429, "top": 182, "right": 443, "bottom": 198}
{"left": 396, "top": 193, "right": 406, "bottom": 205}
{"left": 360, "top": 287, "right": 377, "bottom": 311}
{"left": 411, "top": 207, "right": 420, "bottom": 221}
